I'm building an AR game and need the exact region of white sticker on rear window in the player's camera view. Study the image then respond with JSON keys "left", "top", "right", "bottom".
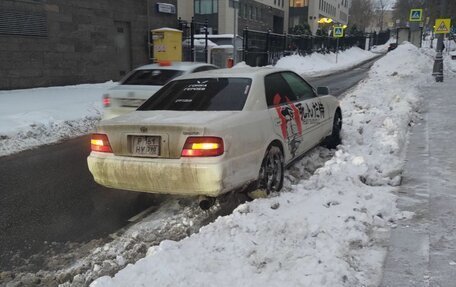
{"left": 183, "top": 80, "right": 208, "bottom": 91}
{"left": 175, "top": 99, "right": 193, "bottom": 103}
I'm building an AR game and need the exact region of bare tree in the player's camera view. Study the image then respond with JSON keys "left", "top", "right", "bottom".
{"left": 349, "top": 0, "right": 375, "bottom": 32}
{"left": 376, "top": 0, "right": 391, "bottom": 31}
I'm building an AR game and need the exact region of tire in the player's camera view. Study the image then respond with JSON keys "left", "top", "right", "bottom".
{"left": 325, "top": 110, "right": 342, "bottom": 149}
{"left": 257, "top": 145, "right": 284, "bottom": 195}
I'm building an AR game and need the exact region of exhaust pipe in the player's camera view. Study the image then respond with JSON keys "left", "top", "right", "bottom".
{"left": 198, "top": 196, "right": 215, "bottom": 210}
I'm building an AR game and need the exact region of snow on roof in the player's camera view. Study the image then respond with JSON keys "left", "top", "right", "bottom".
{"left": 152, "top": 27, "right": 182, "bottom": 33}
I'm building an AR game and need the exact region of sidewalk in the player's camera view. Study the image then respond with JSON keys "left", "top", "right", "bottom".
{"left": 381, "top": 73, "right": 456, "bottom": 286}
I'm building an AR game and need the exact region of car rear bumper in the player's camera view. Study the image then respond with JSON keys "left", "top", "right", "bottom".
{"left": 87, "top": 152, "right": 226, "bottom": 197}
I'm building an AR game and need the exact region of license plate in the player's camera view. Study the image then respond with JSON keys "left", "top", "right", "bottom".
{"left": 132, "top": 136, "right": 160, "bottom": 156}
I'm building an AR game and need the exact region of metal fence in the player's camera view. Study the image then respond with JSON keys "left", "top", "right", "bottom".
{"left": 177, "top": 19, "right": 391, "bottom": 67}
{"left": 242, "top": 29, "right": 390, "bottom": 67}
{"left": 178, "top": 18, "right": 209, "bottom": 62}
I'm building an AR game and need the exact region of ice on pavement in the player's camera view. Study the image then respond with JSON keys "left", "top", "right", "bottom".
{"left": 89, "top": 43, "right": 434, "bottom": 287}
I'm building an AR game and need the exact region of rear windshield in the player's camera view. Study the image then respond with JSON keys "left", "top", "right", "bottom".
{"left": 121, "top": 69, "right": 184, "bottom": 86}
{"left": 138, "top": 78, "right": 251, "bottom": 111}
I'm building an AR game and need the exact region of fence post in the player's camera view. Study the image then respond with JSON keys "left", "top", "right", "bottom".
{"left": 243, "top": 27, "right": 248, "bottom": 63}
{"left": 204, "top": 19, "right": 209, "bottom": 63}
{"left": 190, "top": 17, "right": 195, "bottom": 62}
{"left": 265, "top": 29, "right": 270, "bottom": 66}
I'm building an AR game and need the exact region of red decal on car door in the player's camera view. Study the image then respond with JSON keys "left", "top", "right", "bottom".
{"left": 273, "top": 93, "right": 288, "bottom": 139}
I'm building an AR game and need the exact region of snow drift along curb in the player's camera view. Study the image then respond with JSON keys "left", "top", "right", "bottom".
{"left": 90, "top": 43, "right": 433, "bottom": 287}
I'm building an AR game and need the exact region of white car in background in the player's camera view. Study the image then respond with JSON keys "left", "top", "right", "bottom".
{"left": 102, "top": 62, "right": 218, "bottom": 119}
{"left": 88, "top": 67, "right": 341, "bottom": 209}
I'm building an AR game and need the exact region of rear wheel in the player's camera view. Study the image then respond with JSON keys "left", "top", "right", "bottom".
{"left": 257, "top": 145, "right": 284, "bottom": 195}
{"left": 325, "top": 110, "right": 342, "bottom": 149}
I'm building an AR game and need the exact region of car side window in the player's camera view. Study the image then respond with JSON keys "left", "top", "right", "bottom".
{"left": 264, "top": 73, "right": 298, "bottom": 107}
{"left": 281, "top": 72, "right": 316, "bottom": 101}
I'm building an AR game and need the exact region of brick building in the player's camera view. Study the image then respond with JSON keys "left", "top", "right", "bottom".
{"left": 0, "top": 0, "right": 177, "bottom": 90}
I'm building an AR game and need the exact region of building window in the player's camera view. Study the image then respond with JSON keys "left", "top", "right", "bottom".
{"left": 195, "top": 0, "right": 218, "bottom": 15}
{"left": 0, "top": 9, "right": 48, "bottom": 37}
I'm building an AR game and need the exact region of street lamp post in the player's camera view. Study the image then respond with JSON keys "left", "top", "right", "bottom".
{"left": 432, "top": 0, "right": 447, "bottom": 82}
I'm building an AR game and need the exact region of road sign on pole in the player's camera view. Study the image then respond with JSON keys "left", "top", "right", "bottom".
{"left": 333, "top": 27, "right": 343, "bottom": 38}
{"left": 409, "top": 9, "right": 423, "bottom": 22}
{"left": 434, "top": 19, "right": 451, "bottom": 34}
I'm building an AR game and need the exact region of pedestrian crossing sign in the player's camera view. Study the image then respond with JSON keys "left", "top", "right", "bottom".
{"left": 409, "top": 9, "right": 423, "bottom": 22}
{"left": 333, "top": 27, "right": 344, "bottom": 38}
{"left": 434, "top": 19, "right": 451, "bottom": 34}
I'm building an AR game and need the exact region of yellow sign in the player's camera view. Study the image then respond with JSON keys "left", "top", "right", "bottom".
{"left": 409, "top": 9, "right": 423, "bottom": 22}
{"left": 333, "top": 27, "right": 344, "bottom": 38}
{"left": 434, "top": 18, "right": 451, "bottom": 34}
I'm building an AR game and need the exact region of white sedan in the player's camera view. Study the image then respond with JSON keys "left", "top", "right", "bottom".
{"left": 102, "top": 62, "right": 218, "bottom": 119}
{"left": 88, "top": 67, "right": 341, "bottom": 207}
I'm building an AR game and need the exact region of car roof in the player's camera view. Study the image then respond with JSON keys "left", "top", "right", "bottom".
{"left": 135, "top": 62, "right": 217, "bottom": 71}
{"left": 174, "top": 66, "right": 288, "bottom": 80}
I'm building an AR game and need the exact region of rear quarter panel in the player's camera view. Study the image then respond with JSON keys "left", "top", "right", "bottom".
{"left": 204, "top": 111, "right": 284, "bottom": 192}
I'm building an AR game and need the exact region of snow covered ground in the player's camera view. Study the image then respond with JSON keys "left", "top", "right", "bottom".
{"left": 86, "top": 43, "right": 433, "bottom": 287}
{"left": 275, "top": 46, "right": 378, "bottom": 77}
{"left": 0, "top": 82, "right": 115, "bottom": 157}
{"left": 0, "top": 47, "right": 381, "bottom": 158}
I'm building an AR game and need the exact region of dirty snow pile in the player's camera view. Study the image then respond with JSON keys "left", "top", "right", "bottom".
{"left": 90, "top": 43, "right": 433, "bottom": 287}
{"left": 0, "top": 82, "right": 115, "bottom": 156}
{"left": 275, "top": 46, "right": 377, "bottom": 77}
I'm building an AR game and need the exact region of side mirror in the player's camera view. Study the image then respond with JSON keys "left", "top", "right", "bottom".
{"left": 317, "top": 86, "right": 330, "bottom": 96}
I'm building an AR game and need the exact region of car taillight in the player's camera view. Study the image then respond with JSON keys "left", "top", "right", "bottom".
{"left": 103, "top": 94, "right": 110, "bottom": 107}
{"left": 91, "top": 133, "right": 113, "bottom": 153}
{"left": 181, "top": 137, "right": 224, "bottom": 157}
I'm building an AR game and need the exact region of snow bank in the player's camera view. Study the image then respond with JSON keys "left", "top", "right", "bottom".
{"left": 0, "top": 82, "right": 115, "bottom": 156}
{"left": 90, "top": 43, "right": 433, "bottom": 287}
{"left": 275, "top": 47, "right": 378, "bottom": 77}
{"left": 370, "top": 38, "right": 395, "bottom": 53}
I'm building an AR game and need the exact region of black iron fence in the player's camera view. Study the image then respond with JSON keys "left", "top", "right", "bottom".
{"left": 242, "top": 29, "right": 391, "bottom": 67}
{"left": 176, "top": 18, "right": 391, "bottom": 67}
{"left": 178, "top": 18, "right": 209, "bottom": 62}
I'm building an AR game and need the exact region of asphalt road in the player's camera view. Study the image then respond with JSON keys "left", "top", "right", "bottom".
{"left": 0, "top": 136, "right": 159, "bottom": 270}
{"left": 306, "top": 56, "right": 381, "bottom": 96}
{"left": 0, "top": 56, "right": 380, "bottom": 271}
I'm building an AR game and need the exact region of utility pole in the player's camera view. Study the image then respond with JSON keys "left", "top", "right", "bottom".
{"left": 147, "top": 0, "right": 151, "bottom": 62}
{"left": 432, "top": 0, "right": 447, "bottom": 82}
{"left": 232, "top": 0, "right": 239, "bottom": 64}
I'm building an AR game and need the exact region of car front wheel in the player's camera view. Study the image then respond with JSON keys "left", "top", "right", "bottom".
{"left": 325, "top": 110, "right": 342, "bottom": 149}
